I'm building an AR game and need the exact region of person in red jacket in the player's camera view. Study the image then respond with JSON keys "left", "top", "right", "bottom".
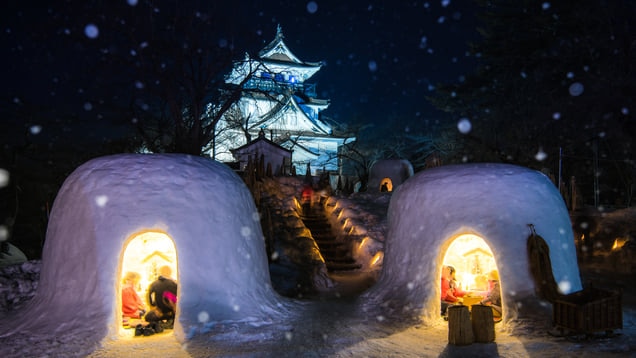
{"left": 121, "top": 271, "right": 146, "bottom": 325}
{"left": 440, "top": 265, "right": 465, "bottom": 316}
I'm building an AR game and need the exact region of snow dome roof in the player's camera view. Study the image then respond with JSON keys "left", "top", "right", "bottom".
{"left": 367, "top": 159, "right": 414, "bottom": 192}
{"left": 0, "top": 154, "right": 282, "bottom": 342}
{"left": 363, "top": 163, "right": 582, "bottom": 322}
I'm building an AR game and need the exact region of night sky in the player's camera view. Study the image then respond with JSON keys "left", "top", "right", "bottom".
{"left": 2, "top": 0, "right": 480, "bottom": 141}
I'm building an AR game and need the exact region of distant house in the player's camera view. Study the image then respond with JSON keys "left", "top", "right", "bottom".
{"left": 231, "top": 130, "right": 292, "bottom": 176}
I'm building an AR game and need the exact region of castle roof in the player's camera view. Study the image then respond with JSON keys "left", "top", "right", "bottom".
{"left": 259, "top": 25, "right": 322, "bottom": 67}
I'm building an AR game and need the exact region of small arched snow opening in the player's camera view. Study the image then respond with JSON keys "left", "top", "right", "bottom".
{"left": 379, "top": 178, "right": 393, "bottom": 192}
{"left": 117, "top": 231, "right": 178, "bottom": 336}
{"left": 441, "top": 234, "right": 503, "bottom": 319}
{"left": 367, "top": 159, "right": 413, "bottom": 193}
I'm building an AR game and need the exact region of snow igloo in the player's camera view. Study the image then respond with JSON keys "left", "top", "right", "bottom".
{"left": 364, "top": 163, "right": 582, "bottom": 323}
{"left": 0, "top": 154, "right": 281, "bottom": 342}
{"left": 367, "top": 159, "right": 414, "bottom": 192}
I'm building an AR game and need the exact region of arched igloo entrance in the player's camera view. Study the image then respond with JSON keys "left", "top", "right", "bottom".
{"left": 118, "top": 231, "right": 178, "bottom": 335}
{"left": 441, "top": 234, "right": 502, "bottom": 319}
{"left": 367, "top": 159, "right": 414, "bottom": 193}
{"left": 362, "top": 163, "right": 582, "bottom": 324}
{"left": 379, "top": 178, "right": 393, "bottom": 192}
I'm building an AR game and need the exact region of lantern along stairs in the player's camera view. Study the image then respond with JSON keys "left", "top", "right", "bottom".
{"left": 301, "top": 205, "right": 361, "bottom": 272}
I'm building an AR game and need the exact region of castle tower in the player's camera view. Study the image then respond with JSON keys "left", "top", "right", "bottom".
{"left": 215, "top": 25, "right": 354, "bottom": 175}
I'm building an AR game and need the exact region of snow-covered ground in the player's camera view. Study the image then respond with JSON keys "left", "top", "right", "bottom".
{"left": 0, "top": 173, "right": 634, "bottom": 357}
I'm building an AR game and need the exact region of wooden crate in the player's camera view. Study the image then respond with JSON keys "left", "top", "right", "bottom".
{"left": 553, "top": 287, "right": 622, "bottom": 335}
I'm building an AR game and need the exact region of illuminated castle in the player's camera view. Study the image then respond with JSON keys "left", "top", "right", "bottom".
{"left": 214, "top": 25, "right": 354, "bottom": 175}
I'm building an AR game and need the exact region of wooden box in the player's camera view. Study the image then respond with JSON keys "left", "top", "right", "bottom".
{"left": 552, "top": 287, "right": 622, "bottom": 335}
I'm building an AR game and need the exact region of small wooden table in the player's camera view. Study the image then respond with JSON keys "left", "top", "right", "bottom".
{"left": 462, "top": 295, "right": 483, "bottom": 309}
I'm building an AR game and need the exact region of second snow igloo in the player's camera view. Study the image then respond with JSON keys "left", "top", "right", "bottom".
{"left": 3, "top": 154, "right": 281, "bottom": 342}
{"left": 364, "top": 163, "right": 582, "bottom": 322}
{"left": 367, "top": 159, "right": 414, "bottom": 192}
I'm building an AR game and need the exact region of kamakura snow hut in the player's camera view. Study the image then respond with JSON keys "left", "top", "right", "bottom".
{"left": 363, "top": 163, "right": 582, "bottom": 323}
{"left": 0, "top": 154, "right": 282, "bottom": 342}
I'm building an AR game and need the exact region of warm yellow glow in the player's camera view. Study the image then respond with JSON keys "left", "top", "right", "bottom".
{"left": 379, "top": 178, "right": 393, "bottom": 192}
{"left": 442, "top": 234, "right": 496, "bottom": 292}
{"left": 612, "top": 238, "right": 627, "bottom": 251}
{"left": 119, "top": 231, "right": 178, "bottom": 334}
{"left": 358, "top": 237, "right": 369, "bottom": 251}
{"left": 370, "top": 252, "right": 383, "bottom": 266}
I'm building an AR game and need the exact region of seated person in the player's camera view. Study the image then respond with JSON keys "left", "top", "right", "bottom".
{"left": 473, "top": 274, "right": 489, "bottom": 293}
{"left": 121, "top": 272, "right": 146, "bottom": 325}
{"left": 479, "top": 269, "right": 502, "bottom": 321}
{"left": 145, "top": 265, "right": 178, "bottom": 327}
{"left": 441, "top": 265, "right": 465, "bottom": 316}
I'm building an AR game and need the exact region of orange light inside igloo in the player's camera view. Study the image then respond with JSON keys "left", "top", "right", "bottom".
{"left": 118, "top": 231, "right": 178, "bottom": 334}
{"left": 379, "top": 178, "right": 393, "bottom": 192}
{"left": 442, "top": 234, "right": 497, "bottom": 296}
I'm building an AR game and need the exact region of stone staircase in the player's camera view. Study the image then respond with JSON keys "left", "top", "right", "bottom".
{"left": 301, "top": 206, "right": 361, "bottom": 272}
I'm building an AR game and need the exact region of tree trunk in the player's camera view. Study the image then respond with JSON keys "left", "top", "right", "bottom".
{"left": 448, "top": 305, "right": 473, "bottom": 345}
{"left": 471, "top": 305, "right": 495, "bottom": 343}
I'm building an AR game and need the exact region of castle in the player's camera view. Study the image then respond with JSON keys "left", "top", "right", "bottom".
{"left": 213, "top": 25, "right": 354, "bottom": 175}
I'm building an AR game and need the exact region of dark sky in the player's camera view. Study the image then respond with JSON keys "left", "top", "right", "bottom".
{"left": 2, "top": 0, "right": 481, "bottom": 141}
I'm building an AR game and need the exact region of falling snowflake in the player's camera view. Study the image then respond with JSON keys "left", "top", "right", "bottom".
{"left": 457, "top": 118, "right": 471, "bottom": 134}
{"left": 95, "top": 195, "right": 108, "bottom": 207}
{"left": 29, "top": 125, "right": 42, "bottom": 135}
{"left": 198, "top": 311, "right": 209, "bottom": 323}
{"left": 306, "top": 1, "right": 318, "bottom": 14}
{"left": 368, "top": 60, "right": 378, "bottom": 72}
{"left": 84, "top": 24, "right": 99, "bottom": 39}
{"left": 568, "top": 82, "right": 584, "bottom": 96}
{"left": 535, "top": 148, "right": 547, "bottom": 161}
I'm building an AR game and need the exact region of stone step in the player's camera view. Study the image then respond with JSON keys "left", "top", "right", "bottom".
{"left": 325, "top": 261, "right": 362, "bottom": 271}
{"left": 318, "top": 246, "right": 350, "bottom": 256}
{"left": 315, "top": 240, "right": 344, "bottom": 247}
{"left": 307, "top": 228, "right": 333, "bottom": 235}
{"left": 309, "top": 229, "right": 336, "bottom": 241}
{"left": 301, "top": 206, "right": 360, "bottom": 272}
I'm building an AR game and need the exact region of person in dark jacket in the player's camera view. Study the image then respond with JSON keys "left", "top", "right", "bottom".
{"left": 144, "top": 265, "right": 178, "bottom": 327}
